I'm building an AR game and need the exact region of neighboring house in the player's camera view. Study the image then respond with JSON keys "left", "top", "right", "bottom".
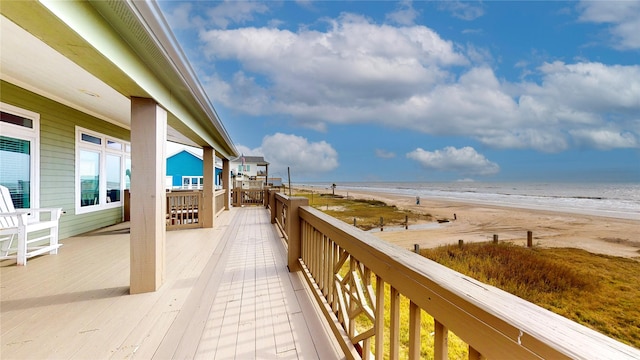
{"left": 166, "top": 149, "right": 223, "bottom": 189}
{"left": 230, "top": 155, "right": 269, "bottom": 188}
{"left": 1, "top": 1, "right": 238, "bottom": 291}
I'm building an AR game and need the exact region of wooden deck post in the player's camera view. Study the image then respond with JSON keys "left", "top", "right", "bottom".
{"left": 286, "top": 196, "right": 308, "bottom": 272}
{"left": 269, "top": 190, "right": 277, "bottom": 224}
{"left": 130, "top": 97, "right": 166, "bottom": 294}
{"left": 201, "top": 147, "right": 215, "bottom": 228}
{"left": 222, "top": 158, "right": 230, "bottom": 210}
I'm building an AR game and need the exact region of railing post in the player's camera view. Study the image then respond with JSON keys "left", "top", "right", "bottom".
{"left": 286, "top": 196, "right": 308, "bottom": 272}
{"left": 201, "top": 147, "right": 215, "bottom": 228}
{"left": 269, "top": 190, "right": 277, "bottom": 224}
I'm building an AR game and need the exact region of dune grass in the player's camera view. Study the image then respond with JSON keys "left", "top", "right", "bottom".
{"left": 422, "top": 243, "right": 640, "bottom": 349}
{"left": 296, "top": 191, "right": 431, "bottom": 230}
{"left": 295, "top": 190, "right": 640, "bottom": 350}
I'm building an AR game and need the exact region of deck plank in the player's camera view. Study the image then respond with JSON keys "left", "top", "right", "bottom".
{"left": 1, "top": 207, "right": 342, "bottom": 360}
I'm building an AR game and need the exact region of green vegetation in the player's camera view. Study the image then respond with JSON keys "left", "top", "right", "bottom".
{"left": 376, "top": 283, "right": 470, "bottom": 359}
{"left": 298, "top": 190, "right": 640, "bottom": 351}
{"left": 422, "top": 243, "right": 640, "bottom": 349}
{"left": 295, "top": 191, "right": 431, "bottom": 230}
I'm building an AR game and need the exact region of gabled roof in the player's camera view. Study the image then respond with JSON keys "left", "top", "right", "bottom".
{"left": 231, "top": 156, "right": 270, "bottom": 166}
{"left": 167, "top": 149, "right": 203, "bottom": 161}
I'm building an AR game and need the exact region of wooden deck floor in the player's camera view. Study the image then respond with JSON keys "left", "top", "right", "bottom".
{"left": 0, "top": 207, "right": 343, "bottom": 359}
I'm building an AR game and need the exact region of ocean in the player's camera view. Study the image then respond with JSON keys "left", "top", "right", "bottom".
{"left": 299, "top": 182, "right": 640, "bottom": 220}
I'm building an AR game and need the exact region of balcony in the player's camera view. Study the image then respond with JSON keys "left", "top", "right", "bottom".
{"left": 2, "top": 190, "right": 639, "bottom": 359}
{"left": 1, "top": 207, "right": 342, "bottom": 359}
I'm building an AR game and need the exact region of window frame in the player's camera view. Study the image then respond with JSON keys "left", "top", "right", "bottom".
{"left": 0, "top": 102, "right": 40, "bottom": 213}
{"left": 75, "top": 126, "right": 130, "bottom": 215}
{"left": 181, "top": 176, "right": 203, "bottom": 189}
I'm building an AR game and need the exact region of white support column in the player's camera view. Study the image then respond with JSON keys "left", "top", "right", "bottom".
{"left": 130, "top": 97, "right": 167, "bottom": 294}
{"left": 202, "top": 147, "right": 215, "bottom": 228}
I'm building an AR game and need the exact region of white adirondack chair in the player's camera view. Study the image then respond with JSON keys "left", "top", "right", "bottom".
{"left": 0, "top": 185, "right": 63, "bottom": 265}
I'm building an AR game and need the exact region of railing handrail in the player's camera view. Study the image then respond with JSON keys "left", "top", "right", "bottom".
{"left": 274, "top": 198, "right": 640, "bottom": 359}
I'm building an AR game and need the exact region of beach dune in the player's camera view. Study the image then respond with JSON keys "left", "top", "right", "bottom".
{"left": 296, "top": 186, "right": 640, "bottom": 259}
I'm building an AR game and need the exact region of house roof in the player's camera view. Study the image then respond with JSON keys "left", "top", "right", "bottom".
{"left": 167, "top": 149, "right": 203, "bottom": 161}
{"left": 0, "top": 1, "right": 238, "bottom": 160}
{"left": 232, "top": 156, "right": 270, "bottom": 166}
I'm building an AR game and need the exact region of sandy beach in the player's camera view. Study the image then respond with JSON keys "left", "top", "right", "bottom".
{"left": 295, "top": 186, "right": 640, "bottom": 259}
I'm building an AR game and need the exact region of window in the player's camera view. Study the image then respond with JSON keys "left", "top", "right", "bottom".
{"left": 181, "top": 176, "right": 203, "bottom": 189}
{"left": 75, "top": 127, "right": 130, "bottom": 214}
{"left": 0, "top": 103, "right": 39, "bottom": 212}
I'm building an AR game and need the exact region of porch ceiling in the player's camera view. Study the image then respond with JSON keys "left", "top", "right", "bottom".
{"left": 0, "top": 1, "right": 237, "bottom": 159}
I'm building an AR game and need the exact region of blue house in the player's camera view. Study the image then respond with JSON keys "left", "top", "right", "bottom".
{"left": 166, "top": 149, "right": 222, "bottom": 189}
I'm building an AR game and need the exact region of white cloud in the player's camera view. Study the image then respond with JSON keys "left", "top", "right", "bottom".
{"left": 570, "top": 129, "right": 638, "bottom": 150}
{"left": 438, "top": 1, "right": 485, "bottom": 21}
{"left": 185, "top": 10, "right": 640, "bottom": 153}
{"left": 235, "top": 144, "right": 260, "bottom": 157}
{"left": 386, "top": 0, "right": 419, "bottom": 26}
{"left": 206, "top": 1, "right": 270, "bottom": 29}
{"left": 163, "top": 3, "right": 202, "bottom": 30}
{"left": 375, "top": 149, "right": 396, "bottom": 159}
{"left": 200, "top": 14, "right": 468, "bottom": 98}
{"left": 534, "top": 61, "right": 640, "bottom": 114}
{"left": 578, "top": 1, "right": 640, "bottom": 49}
{"left": 406, "top": 146, "right": 500, "bottom": 176}
{"left": 254, "top": 133, "right": 339, "bottom": 178}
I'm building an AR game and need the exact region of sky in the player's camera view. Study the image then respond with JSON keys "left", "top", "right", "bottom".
{"left": 158, "top": 0, "right": 640, "bottom": 183}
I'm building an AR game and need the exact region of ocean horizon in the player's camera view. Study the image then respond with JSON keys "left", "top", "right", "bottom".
{"left": 297, "top": 181, "right": 640, "bottom": 220}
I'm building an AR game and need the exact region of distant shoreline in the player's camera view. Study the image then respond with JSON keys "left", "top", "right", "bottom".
{"left": 293, "top": 185, "right": 640, "bottom": 259}
{"left": 295, "top": 182, "right": 640, "bottom": 221}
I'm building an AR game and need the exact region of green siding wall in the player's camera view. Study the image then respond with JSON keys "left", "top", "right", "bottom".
{"left": 1, "top": 81, "right": 130, "bottom": 239}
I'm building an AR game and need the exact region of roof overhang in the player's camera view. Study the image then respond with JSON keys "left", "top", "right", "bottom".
{"left": 0, "top": 0, "right": 238, "bottom": 159}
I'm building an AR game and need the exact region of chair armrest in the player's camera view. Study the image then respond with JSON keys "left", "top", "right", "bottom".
{"left": 3, "top": 208, "right": 63, "bottom": 221}
{"left": 29, "top": 208, "right": 64, "bottom": 221}
{"left": 0, "top": 211, "right": 29, "bottom": 226}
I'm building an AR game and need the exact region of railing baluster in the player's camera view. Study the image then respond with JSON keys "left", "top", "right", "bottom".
{"left": 390, "top": 286, "right": 400, "bottom": 360}
{"left": 468, "top": 345, "right": 484, "bottom": 360}
{"left": 362, "top": 267, "right": 372, "bottom": 360}
{"left": 330, "top": 242, "right": 338, "bottom": 310}
{"left": 349, "top": 257, "right": 356, "bottom": 338}
{"left": 375, "top": 276, "right": 384, "bottom": 359}
{"left": 302, "top": 222, "right": 308, "bottom": 264}
{"left": 434, "top": 319, "right": 448, "bottom": 360}
{"left": 322, "top": 235, "right": 329, "bottom": 297}
{"left": 317, "top": 231, "right": 322, "bottom": 291}
{"left": 409, "top": 301, "right": 421, "bottom": 360}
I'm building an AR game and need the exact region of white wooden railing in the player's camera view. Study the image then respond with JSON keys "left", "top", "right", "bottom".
{"left": 269, "top": 190, "right": 640, "bottom": 360}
